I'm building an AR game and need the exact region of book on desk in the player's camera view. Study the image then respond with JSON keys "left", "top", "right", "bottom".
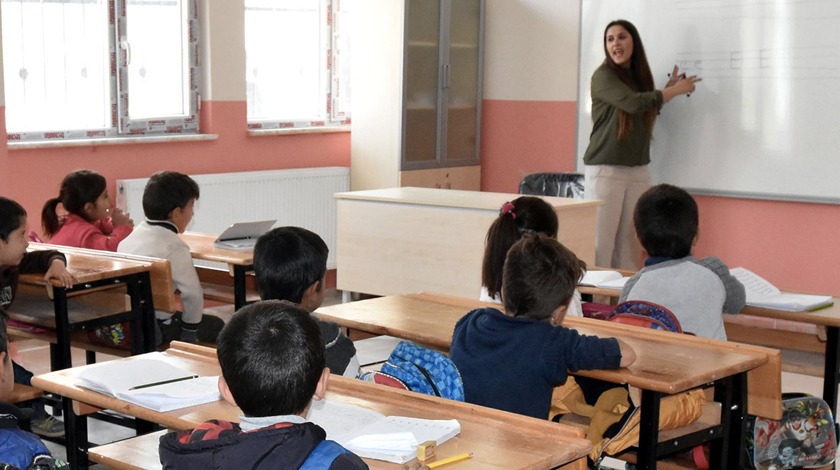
{"left": 75, "top": 352, "right": 221, "bottom": 412}
{"left": 307, "top": 398, "right": 460, "bottom": 464}
{"left": 580, "top": 270, "right": 630, "bottom": 290}
{"left": 731, "top": 267, "right": 834, "bottom": 312}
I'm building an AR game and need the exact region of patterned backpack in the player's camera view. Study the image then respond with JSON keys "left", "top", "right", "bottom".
{"left": 745, "top": 393, "right": 836, "bottom": 469}
{"left": 607, "top": 300, "right": 682, "bottom": 333}
{"left": 362, "top": 341, "right": 464, "bottom": 401}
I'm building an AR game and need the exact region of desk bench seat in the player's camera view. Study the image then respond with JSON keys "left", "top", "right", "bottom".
{"left": 8, "top": 285, "right": 134, "bottom": 359}
{"left": 725, "top": 313, "right": 824, "bottom": 353}
{"left": 200, "top": 282, "right": 260, "bottom": 305}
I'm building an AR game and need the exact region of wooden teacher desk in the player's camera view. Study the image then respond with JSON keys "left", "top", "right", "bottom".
{"left": 180, "top": 231, "right": 255, "bottom": 310}
{"left": 335, "top": 187, "right": 599, "bottom": 299}
{"left": 33, "top": 342, "right": 592, "bottom": 470}
{"left": 316, "top": 293, "right": 775, "bottom": 469}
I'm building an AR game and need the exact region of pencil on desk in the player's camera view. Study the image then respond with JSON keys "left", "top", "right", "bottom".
{"left": 427, "top": 452, "right": 473, "bottom": 468}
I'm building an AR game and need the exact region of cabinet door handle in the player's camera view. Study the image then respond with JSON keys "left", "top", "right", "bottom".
{"left": 442, "top": 64, "right": 450, "bottom": 89}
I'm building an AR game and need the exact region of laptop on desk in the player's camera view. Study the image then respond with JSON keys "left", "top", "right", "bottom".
{"left": 213, "top": 220, "right": 276, "bottom": 250}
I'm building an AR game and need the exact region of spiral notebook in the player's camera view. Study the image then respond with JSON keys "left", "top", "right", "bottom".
{"left": 75, "top": 353, "right": 221, "bottom": 412}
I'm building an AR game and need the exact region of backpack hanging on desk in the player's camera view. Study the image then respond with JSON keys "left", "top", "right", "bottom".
{"left": 362, "top": 341, "right": 464, "bottom": 401}
{"left": 745, "top": 393, "right": 836, "bottom": 470}
{"left": 607, "top": 300, "right": 682, "bottom": 333}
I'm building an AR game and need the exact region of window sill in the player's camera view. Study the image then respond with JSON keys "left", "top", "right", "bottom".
{"left": 247, "top": 125, "right": 350, "bottom": 137}
{"left": 7, "top": 133, "right": 219, "bottom": 150}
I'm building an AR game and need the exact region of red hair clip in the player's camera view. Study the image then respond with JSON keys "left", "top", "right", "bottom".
{"left": 500, "top": 202, "right": 517, "bottom": 219}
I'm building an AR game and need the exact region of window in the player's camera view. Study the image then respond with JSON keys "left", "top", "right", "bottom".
{"left": 245, "top": 0, "right": 351, "bottom": 130}
{"left": 1, "top": 0, "right": 199, "bottom": 141}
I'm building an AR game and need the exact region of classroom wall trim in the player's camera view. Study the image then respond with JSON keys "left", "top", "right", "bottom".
{"left": 116, "top": 167, "right": 350, "bottom": 269}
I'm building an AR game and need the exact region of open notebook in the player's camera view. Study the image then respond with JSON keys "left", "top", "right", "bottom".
{"left": 730, "top": 267, "right": 834, "bottom": 312}
{"left": 214, "top": 220, "right": 276, "bottom": 250}
{"left": 579, "top": 270, "right": 630, "bottom": 290}
{"left": 307, "top": 399, "right": 460, "bottom": 464}
{"left": 75, "top": 352, "right": 221, "bottom": 412}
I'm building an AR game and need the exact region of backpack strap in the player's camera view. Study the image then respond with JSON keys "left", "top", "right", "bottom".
{"left": 300, "top": 440, "right": 352, "bottom": 470}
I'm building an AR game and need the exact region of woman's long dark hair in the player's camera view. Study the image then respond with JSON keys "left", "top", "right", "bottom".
{"left": 603, "top": 19, "right": 657, "bottom": 140}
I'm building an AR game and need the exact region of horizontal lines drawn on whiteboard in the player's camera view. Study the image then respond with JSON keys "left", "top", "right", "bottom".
{"left": 672, "top": 47, "right": 839, "bottom": 79}
{"left": 671, "top": 0, "right": 838, "bottom": 21}
{"left": 669, "top": 0, "right": 840, "bottom": 79}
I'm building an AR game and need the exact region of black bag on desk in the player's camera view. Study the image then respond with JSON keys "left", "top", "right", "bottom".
{"left": 745, "top": 393, "right": 836, "bottom": 469}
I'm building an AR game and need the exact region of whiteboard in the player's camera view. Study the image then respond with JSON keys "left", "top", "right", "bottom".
{"left": 576, "top": 0, "right": 840, "bottom": 203}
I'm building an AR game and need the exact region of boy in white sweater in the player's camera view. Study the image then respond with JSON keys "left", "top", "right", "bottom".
{"left": 119, "top": 171, "right": 224, "bottom": 343}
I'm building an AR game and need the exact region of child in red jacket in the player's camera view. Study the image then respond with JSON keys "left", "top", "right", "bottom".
{"left": 42, "top": 169, "right": 134, "bottom": 251}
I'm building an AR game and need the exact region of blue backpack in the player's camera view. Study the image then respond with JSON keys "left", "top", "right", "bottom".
{"left": 299, "top": 440, "right": 353, "bottom": 470}
{"left": 368, "top": 341, "right": 465, "bottom": 401}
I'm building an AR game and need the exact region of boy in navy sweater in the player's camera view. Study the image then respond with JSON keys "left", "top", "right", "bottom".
{"left": 451, "top": 233, "right": 636, "bottom": 419}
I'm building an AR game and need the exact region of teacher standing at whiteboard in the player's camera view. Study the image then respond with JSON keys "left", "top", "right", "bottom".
{"left": 583, "top": 19, "right": 699, "bottom": 270}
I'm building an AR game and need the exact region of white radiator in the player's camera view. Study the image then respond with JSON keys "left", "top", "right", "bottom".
{"left": 116, "top": 167, "right": 350, "bottom": 269}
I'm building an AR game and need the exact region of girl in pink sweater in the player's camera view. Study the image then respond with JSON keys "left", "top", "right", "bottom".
{"left": 42, "top": 170, "right": 134, "bottom": 251}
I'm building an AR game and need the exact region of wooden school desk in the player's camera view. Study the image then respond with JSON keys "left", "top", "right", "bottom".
{"left": 335, "top": 187, "right": 600, "bottom": 299}
{"left": 315, "top": 292, "right": 774, "bottom": 469}
{"left": 180, "top": 231, "right": 254, "bottom": 310}
{"left": 18, "top": 243, "right": 157, "bottom": 369}
{"left": 577, "top": 268, "right": 840, "bottom": 419}
{"left": 33, "top": 342, "right": 592, "bottom": 470}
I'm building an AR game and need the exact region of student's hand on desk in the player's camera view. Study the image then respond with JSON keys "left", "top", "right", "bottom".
{"left": 45, "top": 259, "right": 75, "bottom": 287}
{"left": 404, "top": 463, "right": 430, "bottom": 470}
{"left": 617, "top": 339, "right": 637, "bottom": 368}
{"left": 110, "top": 208, "right": 134, "bottom": 227}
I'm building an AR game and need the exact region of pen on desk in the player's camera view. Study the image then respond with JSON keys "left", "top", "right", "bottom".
{"left": 128, "top": 375, "right": 198, "bottom": 391}
{"left": 427, "top": 452, "right": 473, "bottom": 469}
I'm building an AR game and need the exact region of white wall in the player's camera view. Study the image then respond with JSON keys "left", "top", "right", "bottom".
{"left": 199, "top": 0, "right": 245, "bottom": 101}
{"left": 483, "top": 0, "right": 580, "bottom": 101}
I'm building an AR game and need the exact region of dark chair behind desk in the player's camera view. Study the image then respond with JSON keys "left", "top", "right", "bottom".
{"left": 519, "top": 172, "right": 585, "bottom": 199}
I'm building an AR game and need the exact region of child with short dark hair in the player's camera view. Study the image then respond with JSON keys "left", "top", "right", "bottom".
{"left": 42, "top": 169, "right": 134, "bottom": 250}
{"left": 451, "top": 233, "right": 635, "bottom": 419}
{"left": 118, "top": 171, "right": 223, "bottom": 344}
{"left": 0, "top": 196, "right": 73, "bottom": 438}
{"left": 253, "top": 227, "right": 359, "bottom": 378}
{"left": 620, "top": 184, "right": 745, "bottom": 340}
{"left": 158, "top": 300, "right": 367, "bottom": 469}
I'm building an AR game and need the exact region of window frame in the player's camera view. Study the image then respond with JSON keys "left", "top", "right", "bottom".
{"left": 245, "top": 0, "right": 350, "bottom": 131}
{"left": 2, "top": 0, "right": 200, "bottom": 142}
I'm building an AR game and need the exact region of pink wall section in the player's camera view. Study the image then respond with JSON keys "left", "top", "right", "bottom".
{"left": 693, "top": 196, "right": 840, "bottom": 296}
{"left": 480, "top": 98, "right": 840, "bottom": 296}
{"left": 0, "top": 101, "right": 350, "bottom": 233}
{"left": 480, "top": 99, "right": 579, "bottom": 193}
